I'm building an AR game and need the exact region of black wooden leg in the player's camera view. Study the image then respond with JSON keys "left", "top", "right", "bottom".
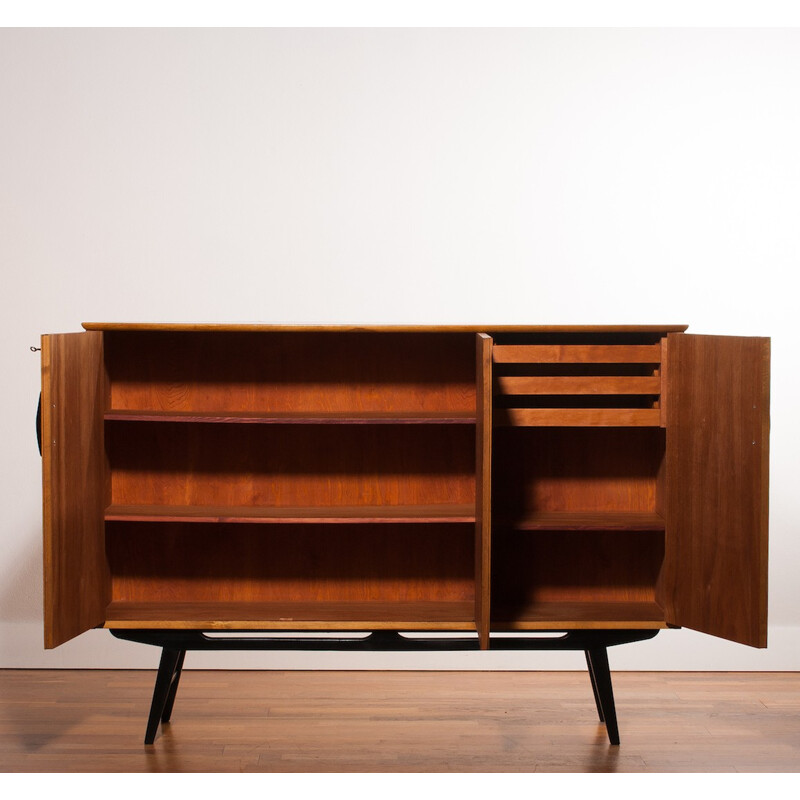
{"left": 586, "top": 647, "right": 619, "bottom": 745}
{"left": 161, "top": 649, "right": 186, "bottom": 723}
{"left": 585, "top": 650, "right": 605, "bottom": 722}
{"left": 145, "top": 648, "right": 184, "bottom": 744}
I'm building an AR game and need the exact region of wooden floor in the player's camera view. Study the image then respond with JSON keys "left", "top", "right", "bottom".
{"left": 1, "top": 669, "right": 798, "bottom": 772}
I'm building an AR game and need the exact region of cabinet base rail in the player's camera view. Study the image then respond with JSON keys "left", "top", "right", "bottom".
{"left": 111, "top": 628, "right": 658, "bottom": 747}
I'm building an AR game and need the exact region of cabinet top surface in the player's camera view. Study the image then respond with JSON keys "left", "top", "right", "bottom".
{"left": 82, "top": 322, "right": 689, "bottom": 333}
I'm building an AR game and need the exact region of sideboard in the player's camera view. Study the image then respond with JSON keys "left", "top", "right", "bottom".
{"left": 39, "top": 323, "right": 770, "bottom": 745}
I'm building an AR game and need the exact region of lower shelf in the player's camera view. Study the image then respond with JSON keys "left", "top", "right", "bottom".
{"left": 494, "top": 511, "right": 665, "bottom": 531}
{"left": 104, "top": 601, "right": 478, "bottom": 631}
{"left": 491, "top": 600, "right": 667, "bottom": 630}
{"left": 103, "top": 600, "right": 666, "bottom": 632}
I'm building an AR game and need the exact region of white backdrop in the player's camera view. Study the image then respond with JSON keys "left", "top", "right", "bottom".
{"left": 1, "top": 28, "right": 797, "bottom": 670}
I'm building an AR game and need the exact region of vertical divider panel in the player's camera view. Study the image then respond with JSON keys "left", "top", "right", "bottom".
{"left": 659, "top": 336, "right": 668, "bottom": 428}
{"left": 475, "top": 334, "right": 493, "bottom": 649}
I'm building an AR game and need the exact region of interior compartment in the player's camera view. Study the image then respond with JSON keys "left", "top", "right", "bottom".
{"left": 105, "top": 421, "right": 476, "bottom": 510}
{"left": 492, "top": 427, "right": 665, "bottom": 520}
{"left": 104, "top": 331, "right": 476, "bottom": 414}
{"left": 104, "top": 521, "right": 476, "bottom": 628}
{"left": 490, "top": 425, "right": 666, "bottom": 628}
{"left": 491, "top": 530, "right": 666, "bottom": 628}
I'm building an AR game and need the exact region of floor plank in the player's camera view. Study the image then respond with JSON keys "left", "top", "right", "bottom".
{"left": 0, "top": 670, "right": 798, "bottom": 772}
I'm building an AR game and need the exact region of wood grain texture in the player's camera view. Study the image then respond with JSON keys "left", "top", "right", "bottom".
{"left": 492, "top": 427, "right": 665, "bottom": 516}
{"left": 664, "top": 334, "right": 770, "bottom": 648}
{"left": 105, "top": 522, "right": 475, "bottom": 613}
{"left": 491, "top": 601, "right": 666, "bottom": 630}
{"left": 106, "top": 423, "right": 476, "bottom": 508}
{"left": 494, "top": 511, "right": 666, "bottom": 531}
{"left": 475, "top": 334, "right": 492, "bottom": 649}
{"left": 105, "top": 409, "right": 476, "bottom": 424}
{"left": 41, "top": 332, "right": 109, "bottom": 648}
{"left": 105, "top": 331, "right": 475, "bottom": 414}
{"left": 496, "top": 375, "right": 661, "bottom": 395}
{"left": 105, "top": 503, "right": 476, "bottom": 524}
{"left": 491, "top": 530, "right": 665, "bottom": 621}
{"left": 494, "top": 409, "right": 661, "bottom": 427}
{"left": 2, "top": 669, "right": 797, "bottom": 772}
{"left": 492, "top": 344, "right": 661, "bottom": 364}
{"left": 103, "top": 601, "right": 476, "bottom": 629}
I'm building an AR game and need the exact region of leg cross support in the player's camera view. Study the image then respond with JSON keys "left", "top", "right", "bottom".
{"left": 111, "top": 628, "right": 658, "bottom": 746}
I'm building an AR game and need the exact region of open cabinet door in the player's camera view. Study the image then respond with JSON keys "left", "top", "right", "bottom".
{"left": 664, "top": 334, "right": 769, "bottom": 647}
{"left": 475, "top": 333, "right": 492, "bottom": 649}
{"left": 41, "top": 332, "right": 109, "bottom": 648}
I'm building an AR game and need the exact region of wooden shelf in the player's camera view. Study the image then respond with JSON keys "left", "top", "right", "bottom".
{"left": 492, "top": 344, "right": 662, "bottom": 364}
{"left": 491, "top": 600, "right": 667, "bottom": 630}
{"left": 494, "top": 511, "right": 666, "bottom": 531}
{"left": 104, "top": 601, "right": 477, "bottom": 630}
{"left": 105, "top": 503, "right": 476, "bottom": 524}
{"left": 495, "top": 375, "right": 661, "bottom": 395}
{"left": 494, "top": 409, "right": 661, "bottom": 427}
{"left": 105, "top": 409, "right": 476, "bottom": 425}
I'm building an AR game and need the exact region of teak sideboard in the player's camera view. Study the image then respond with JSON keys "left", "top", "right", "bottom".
{"left": 39, "top": 323, "right": 770, "bottom": 745}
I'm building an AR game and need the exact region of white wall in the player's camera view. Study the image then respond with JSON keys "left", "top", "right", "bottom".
{"left": 1, "top": 28, "right": 797, "bottom": 670}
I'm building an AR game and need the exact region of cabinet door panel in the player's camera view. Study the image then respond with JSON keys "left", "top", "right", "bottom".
{"left": 665, "top": 334, "right": 769, "bottom": 647}
{"left": 42, "top": 332, "right": 109, "bottom": 648}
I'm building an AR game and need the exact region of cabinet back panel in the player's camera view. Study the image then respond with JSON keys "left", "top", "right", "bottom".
{"left": 106, "top": 523, "right": 474, "bottom": 604}
{"left": 492, "top": 531, "right": 664, "bottom": 605}
{"left": 492, "top": 428, "right": 665, "bottom": 514}
{"left": 105, "top": 332, "right": 475, "bottom": 413}
{"left": 107, "top": 423, "right": 475, "bottom": 507}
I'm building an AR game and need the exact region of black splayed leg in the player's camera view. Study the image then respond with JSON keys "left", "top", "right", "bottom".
{"left": 145, "top": 648, "right": 185, "bottom": 744}
{"left": 161, "top": 649, "right": 186, "bottom": 723}
{"left": 586, "top": 646, "right": 619, "bottom": 745}
{"left": 585, "top": 650, "right": 605, "bottom": 722}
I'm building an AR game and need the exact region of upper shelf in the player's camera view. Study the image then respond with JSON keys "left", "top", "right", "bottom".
{"left": 105, "top": 410, "right": 477, "bottom": 425}
{"left": 492, "top": 344, "right": 662, "bottom": 363}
